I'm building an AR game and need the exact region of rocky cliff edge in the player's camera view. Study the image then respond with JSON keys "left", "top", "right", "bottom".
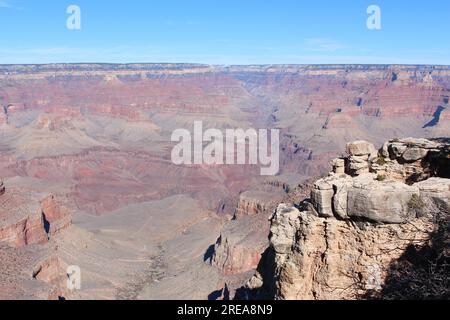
{"left": 238, "top": 138, "right": 450, "bottom": 300}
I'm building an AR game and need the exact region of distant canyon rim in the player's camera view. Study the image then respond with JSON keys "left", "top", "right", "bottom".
{"left": 0, "top": 63, "right": 449, "bottom": 299}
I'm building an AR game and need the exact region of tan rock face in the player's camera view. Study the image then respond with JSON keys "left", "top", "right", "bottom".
{"left": 331, "top": 159, "right": 345, "bottom": 174}
{"left": 348, "top": 155, "right": 371, "bottom": 175}
{"left": 0, "top": 180, "right": 70, "bottom": 300}
{"left": 347, "top": 176, "right": 419, "bottom": 224}
{"left": 32, "top": 256, "right": 63, "bottom": 283}
{"left": 343, "top": 138, "right": 450, "bottom": 184}
{"left": 332, "top": 176, "right": 353, "bottom": 219}
{"left": 311, "top": 183, "right": 334, "bottom": 218}
{"left": 402, "top": 147, "right": 429, "bottom": 162}
{"left": 415, "top": 178, "right": 450, "bottom": 212}
{"left": 378, "top": 138, "right": 446, "bottom": 182}
{"left": 269, "top": 205, "right": 301, "bottom": 255}
{"left": 249, "top": 205, "right": 434, "bottom": 300}
{"left": 0, "top": 213, "right": 49, "bottom": 247}
{"left": 235, "top": 191, "right": 282, "bottom": 217}
{"left": 211, "top": 214, "right": 269, "bottom": 276}
{"left": 241, "top": 137, "right": 449, "bottom": 300}
{"left": 311, "top": 173, "right": 422, "bottom": 224}
{"left": 312, "top": 138, "right": 450, "bottom": 223}
{"left": 211, "top": 185, "right": 288, "bottom": 276}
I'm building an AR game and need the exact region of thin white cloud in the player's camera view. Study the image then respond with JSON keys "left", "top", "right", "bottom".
{"left": 304, "top": 38, "right": 347, "bottom": 52}
{"left": 0, "top": 0, "right": 20, "bottom": 9}
{"left": 0, "top": 46, "right": 449, "bottom": 66}
{"left": 0, "top": 1, "right": 12, "bottom": 8}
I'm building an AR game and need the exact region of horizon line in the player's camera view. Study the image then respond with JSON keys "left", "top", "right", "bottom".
{"left": 1, "top": 62, "right": 450, "bottom": 68}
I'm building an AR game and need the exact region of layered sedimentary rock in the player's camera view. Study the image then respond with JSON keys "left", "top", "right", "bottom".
{"left": 0, "top": 180, "right": 73, "bottom": 300}
{"left": 211, "top": 188, "right": 287, "bottom": 276}
{"left": 235, "top": 190, "right": 285, "bottom": 218}
{"left": 0, "top": 189, "right": 48, "bottom": 247}
{"left": 40, "top": 195, "right": 72, "bottom": 237}
{"left": 1, "top": 63, "right": 450, "bottom": 300}
{"left": 240, "top": 138, "right": 450, "bottom": 300}
{"left": 311, "top": 138, "right": 450, "bottom": 223}
{"left": 243, "top": 204, "right": 436, "bottom": 300}
{"left": 210, "top": 175, "right": 313, "bottom": 279}
{"left": 0, "top": 184, "right": 71, "bottom": 247}
{"left": 211, "top": 226, "right": 267, "bottom": 276}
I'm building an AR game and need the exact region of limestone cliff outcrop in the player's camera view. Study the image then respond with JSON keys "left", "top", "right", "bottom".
{"left": 311, "top": 138, "right": 449, "bottom": 223}
{"left": 239, "top": 138, "right": 450, "bottom": 300}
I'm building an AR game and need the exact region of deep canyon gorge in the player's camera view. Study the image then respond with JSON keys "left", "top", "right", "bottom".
{"left": 0, "top": 63, "right": 449, "bottom": 299}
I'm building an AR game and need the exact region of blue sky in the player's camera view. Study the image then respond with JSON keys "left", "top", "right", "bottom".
{"left": 0, "top": 0, "right": 449, "bottom": 65}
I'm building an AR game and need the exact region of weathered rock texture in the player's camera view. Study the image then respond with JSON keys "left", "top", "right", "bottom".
{"left": 40, "top": 195, "right": 72, "bottom": 237}
{"left": 239, "top": 138, "right": 449, "bottom": 300}
{"left": 0, "top": 185, "right": 71, "bottom": 247}
{"left": 211, "top": 189, "right": 287, "bottom": 276}
{"left": 0, "top": 243, "right": 67, "bottom": 300}
{"left": 311, "top": 138, "right": 450, "bottom": 223}
{"left": 210, "top": 178, "right": 313, "bottom": 278}
{"left": 0, "top": 180, "right": 72, "bottom": 300}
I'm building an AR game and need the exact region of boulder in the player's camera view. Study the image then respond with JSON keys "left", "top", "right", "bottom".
{"left": 348, "top": 155, "right": 370, "bottom": 176}
{"left": 384, "top": 138, "right": 442, "bottom": 162}
{"left": 347, "top": 176, "right": 420, "bottom": 224}
{"left": 389, "top": 143, "right": 408, "bottom": 158}
{"left": 398, "top": 138, "right": 441, "bottom": 150}
{"left": 270, "top": 204, "right": 300, "bottom": 254}
{"left": 402, "top": 147, "right": 429, "bottom": 162}
{"left": 311, "top": 180, "right": 334, "bottom": 217}
{"left": 415, "top": 178, "right": 450, "bottom": 212}
{"left": 346, "top": 141, "right": 376, "bottom": 156}
{"left": 331, "top": 158, "right": 345, "bottom": 174}
{"left": 332, "top": 177, "right": 353, "bottom": 219}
